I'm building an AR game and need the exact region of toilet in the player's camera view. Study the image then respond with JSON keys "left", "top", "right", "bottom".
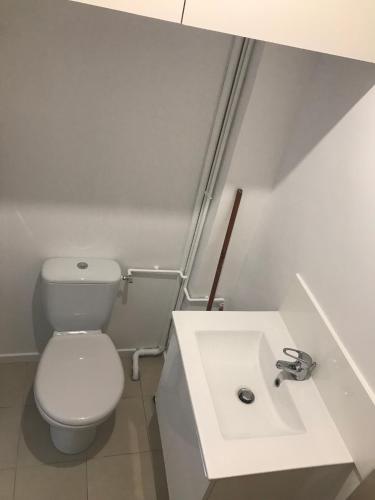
{"left": 34, "top": 257, "right": 125, "bottom": 454}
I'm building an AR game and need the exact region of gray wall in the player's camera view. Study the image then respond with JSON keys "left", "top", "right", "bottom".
{"left": 188, "top": 43, "right": 318, "bottom": 305}
{"left": 0, "top": 0, "right": 234, "bottom": 354}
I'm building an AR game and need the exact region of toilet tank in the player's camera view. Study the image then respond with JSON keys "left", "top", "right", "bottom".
{"left": 41, "top": 258, "right": 122, "bottom": 332}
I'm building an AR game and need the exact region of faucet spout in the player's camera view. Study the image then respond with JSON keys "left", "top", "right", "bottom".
{"left": 275, "top": 360, "right": 299, "bottom": 371}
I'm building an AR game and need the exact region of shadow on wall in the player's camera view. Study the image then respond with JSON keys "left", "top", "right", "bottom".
{"left": 275, "top": 54, "right": 375, "bottom": 186}
{"left": 32, "top": 275, "right": 53, "bottom": 352}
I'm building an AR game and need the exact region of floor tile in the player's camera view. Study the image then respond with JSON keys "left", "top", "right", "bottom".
{"left": 17, "top": 404, "right": 86, "bottom": 467}
{"left": 140, "top": 356, "right": 164, "bottom": 397}
{"left": 87, "top": 398, "right": 149, "bottom": 458}
{"left": 0, "top": 468, "right": 15, "bottom": 500}
{"left": 87, "top": 452, "right": 169, "bottom": 500}
{"left": 0, "top": 363, "right": 28, "bottom": 407}
{"left": 120, "top": 352, "right": 142, "bottom": 399}
{"left": 14, "top": 461, "right": 86, "bottom": 500}
{"left": 140, "top": 356, "right": 164, "bottom": 375}
{"left": 0, "top": 407, "right": 21, "bottom": 469}
{"left": 143, "top": 397, "right": 162, "bottom": 451}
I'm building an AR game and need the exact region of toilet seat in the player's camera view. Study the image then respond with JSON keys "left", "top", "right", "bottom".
{"left": 34, "top": 331, "right": 124, "bottom": 427}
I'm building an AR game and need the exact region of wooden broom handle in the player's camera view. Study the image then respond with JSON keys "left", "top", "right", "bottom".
{"left": 206, "top": 188, "right": 243, "bottom": 311}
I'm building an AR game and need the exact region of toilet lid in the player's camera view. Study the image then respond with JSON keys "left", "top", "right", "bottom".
{"left": 35, "top": 332, "right": 124, "bottom": 427}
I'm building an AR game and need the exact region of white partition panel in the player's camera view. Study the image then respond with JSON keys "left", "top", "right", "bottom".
{"left": 183, "top": 0, "right": 375, "bottom": 63}
{"left": 71, "top": 0, "right": 184, "bottom": 23}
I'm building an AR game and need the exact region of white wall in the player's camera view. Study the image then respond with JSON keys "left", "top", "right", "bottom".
{"left": 0, "top": 0, "right": 234, "bottom": 354}
{"left": 230, "top": 52, "right": 375, "bottom": 391}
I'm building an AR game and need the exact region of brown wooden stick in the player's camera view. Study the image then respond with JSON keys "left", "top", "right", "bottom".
{"left": 206, "top": 188, "right": 243, "bottom": 311}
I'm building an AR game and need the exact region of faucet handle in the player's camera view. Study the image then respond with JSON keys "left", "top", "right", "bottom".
{"left": 282, "top": 348, "right": 315, "bottom": 368}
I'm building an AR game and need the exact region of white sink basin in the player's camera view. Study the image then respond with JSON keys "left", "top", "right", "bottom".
{"left": 196, "top": 330, "right": 304, "bottom": 439}
{"left": 172, "top": 311, "right": 352, "bottom": 479}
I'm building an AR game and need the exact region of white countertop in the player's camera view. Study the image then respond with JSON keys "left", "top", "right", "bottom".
{"left": 172, "top": 311, "right": 352, "bottom": 480}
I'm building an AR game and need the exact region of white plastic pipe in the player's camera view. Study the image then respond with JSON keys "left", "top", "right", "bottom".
{"left": 126, "top": 268, "right": 187, "bottom": 280}
{"left": 183, "top": 286, "right": 224, "bottom": 304}
{"left": 132, "top": 347, "right": 164, "bottom": 381}
{"left": 127, "top": 269, "right": 186, "bottom": 381}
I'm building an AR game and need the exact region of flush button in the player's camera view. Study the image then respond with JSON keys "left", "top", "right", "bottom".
{"left": 77, "top": 261, "right": 88, "bottom": 269}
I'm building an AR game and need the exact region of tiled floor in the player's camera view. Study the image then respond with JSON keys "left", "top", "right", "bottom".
{"left": 0, "top": 353, "right": 169, "bottom": 500}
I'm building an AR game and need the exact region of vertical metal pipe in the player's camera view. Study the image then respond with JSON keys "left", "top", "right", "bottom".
{"left": 174, "top": 38, "right": 255, "bottom": 312}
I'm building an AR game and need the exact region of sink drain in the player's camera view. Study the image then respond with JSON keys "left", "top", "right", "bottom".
{"left": 237, "top": 388, "right": 255, "bottom": 404}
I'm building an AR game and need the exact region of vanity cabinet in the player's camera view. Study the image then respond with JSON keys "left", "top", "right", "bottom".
{"left": 156, "top": 331, "right": 351, "bottom": 500}
{"left": 70, "top": 0, "right": 185, "bottom": 24}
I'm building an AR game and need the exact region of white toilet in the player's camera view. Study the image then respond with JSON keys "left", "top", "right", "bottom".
{"left": 34, "top": 257, "right": 125, "bottom": 454}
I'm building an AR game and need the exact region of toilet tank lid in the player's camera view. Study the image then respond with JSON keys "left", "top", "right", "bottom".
{"left": 42, "top": 258, "right": 122, "bottom": 284}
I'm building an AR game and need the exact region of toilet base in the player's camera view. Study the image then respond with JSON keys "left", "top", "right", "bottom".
{"left": 50, "top": 424, "right": 96, "bottom": 454}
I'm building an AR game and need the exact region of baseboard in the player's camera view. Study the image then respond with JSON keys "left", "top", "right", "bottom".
{"left": 0, "top": 347, "right": 137, "bottom": 363}
{"left": 0, "top": 352, "right": 40, "bottom": 363}
{"left": 280, "top": 274, "right": 375, "bottom": 479}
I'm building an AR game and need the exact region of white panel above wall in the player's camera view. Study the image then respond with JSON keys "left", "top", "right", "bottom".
{"left": 70, "top": 0, "right": 184, "bottom": 23}
{"left": 183, "top": 0, "right": 375, "bottom": 63}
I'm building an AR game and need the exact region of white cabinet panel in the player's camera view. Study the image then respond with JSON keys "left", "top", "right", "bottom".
{"left": 156, "top": 333, "right": 210, "bottom": 500}
{"left": 183, "top": 0, "right": 375, "bottom": 63}
{"left": 71, "top": 0, "right": 184, "bottom": 23}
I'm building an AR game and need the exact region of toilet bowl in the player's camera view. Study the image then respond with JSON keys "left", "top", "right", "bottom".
{"left": 35, "top": 256, "right": 125, "bottom": 454}
{"left": 34, "top": 330, "right": 124, "bottom": 454}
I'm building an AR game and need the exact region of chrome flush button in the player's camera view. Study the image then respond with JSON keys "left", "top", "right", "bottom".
{"left": 77, "top": 261, "right": 88, "bottom": 269}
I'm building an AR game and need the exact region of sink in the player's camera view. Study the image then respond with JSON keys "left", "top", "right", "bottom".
{"left": 157, "top": 312, "right": 353, "bottom": 500}
{"left": 166, "top": 311, "right": 351, "bottom": 479}
{"left": 196, "top": 331, "right": 305, "bottom": 439}
{"left": 196, "top": 330, "right": 305, "bottom": 439}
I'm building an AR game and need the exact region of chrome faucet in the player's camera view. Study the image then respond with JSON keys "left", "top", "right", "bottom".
{"left": 276, "top": 348, "right": 316, "bottom": 381}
